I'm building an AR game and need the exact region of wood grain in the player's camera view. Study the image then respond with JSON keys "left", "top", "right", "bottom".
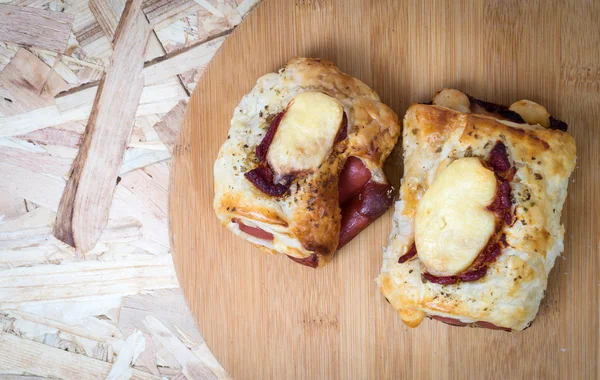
{"left": 0, "top": 4, "right": 75, "bottom": 54}
{"left": 170, "top": 0, "right": 599, "bottom": 378}
{"left": 153, "top": 100, "right": 187, "bottom": 153}
{"left": 0, "top": 333, "right": 160, "bottom": 380}
{"left": 54, "top": 0, "right": 151, "bottom": 252}
{"left": 89, "top": 0, "right": 126, "bottom": 41}
{"left": 0, "top": 49, "right": 69, "bottom": 116}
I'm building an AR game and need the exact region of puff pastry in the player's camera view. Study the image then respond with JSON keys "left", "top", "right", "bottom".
{"left": 378, "top": 89, "right": 576, "bottom": 331}
{"left": 214, "top": 58, "right": 400, "bottom": 267}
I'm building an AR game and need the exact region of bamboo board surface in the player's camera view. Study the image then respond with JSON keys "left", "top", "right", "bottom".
{"left": 170, "top": 0, "right": 600, "bottom": 379}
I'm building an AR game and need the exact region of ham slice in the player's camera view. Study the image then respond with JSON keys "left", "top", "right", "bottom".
{"left": 431, "top": 315, "right": 511, "bottom": 331}
{"left": 338, "top": 156, "right": 372, "bottom": 204}
{"left": 338, "top": 180, "right": 393, "bottom": 249}
{"left": 234, "top": 219, "right": 274, "bottom": 241}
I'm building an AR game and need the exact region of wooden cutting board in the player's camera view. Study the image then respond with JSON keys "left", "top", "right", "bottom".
{"left": 169, "top": 1, "right": 599, "bottom": 378}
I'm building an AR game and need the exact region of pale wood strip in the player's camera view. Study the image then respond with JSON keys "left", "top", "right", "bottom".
{"left": 0, "top": 333, "right": 160, "bottom": 380}
{"left": 0, "top": 137, "right": 47, "bottom": 154}
{"left": 175, "top": 327, "right": 230, "bottom": 380}
{"left": 9, "top": 0, "right": 58, "bottom": 8}
{"left": 54, "top": 0, "right": 152, "bottom": 252}
{"left": 135, "top": 78, "right": 189, "bottom": 115}
{"left": 0, "top": 106, "right": 62, "bottom": 137}
{"left": 106, "top": 330, "right": 146, "bottom": 380}
{"left": 0, "top": 210, "right": 141, "bottom": 253}
{"left": 0, "top": 49, "right": 69, "bottom": 116}
{"left": 73, "top": 22, "right": 106, "bottom": 48}
{"left": 0, "top": 255, "right": 178, "bottom": 308}
{"left": 193, "top": 0, "right": 225, "bottom": 17}
{"left": 153, "top": 99, "right": 187, "bottom": 153}
{"left": 144, "top": 316, "right": 217, "bottom": 380}
{"left": 0, "top": 4, "right": 74, "bottom": 53}
{"left": 0, "top": 41, "right": 18, "bottom": 71}
{"left": 119, "top": 289, "right": 200, "bottom": 376}
{"left": 120, "top": 147, "right": 170, "bottom": 174}
{"left": 0, "top": 146, "right": 73, "bottom": 178}
{"left": 0, "top": 191, "right": 27, "bottom": 225}
{"left": 89, "top": 0, "right": 126, "bottom": 41}
{"left": 6, "top": 308, "right": 123, "bottom": 345}
{"left": 145, "top": 31, "right": 167, "bottom": 61}
{"left": 110, "top": 163, "right": 170, "bottom": 249}
{"left": 34, "top": 50, "right": 80, "bottom": 85}
{"left": 29, "top": 47, "right": 107, "bottom": 71}
{"left": 17, "top": 127, "right": 82, "bottom": 148}
{"left": 155, "top": 1, "right": 237, "bottom": 54}
{"left": 0, "top": 162, "right": 65, "bottom": 212}
{"left": 144, "top": 35, "right": 225, "bottom": 85}
{"left": 142, "top": 0, "right": 201, "bottom": 30}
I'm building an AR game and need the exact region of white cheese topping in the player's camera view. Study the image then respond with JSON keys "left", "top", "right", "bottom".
{"left": 433, "top": 88, "right": 471, "bottom": 113}
{"left": 267, "top": 92, "right": 343, "bottom": 180}
{"left": 415, "top": 158, "right": 497, "bottom": 276}
{"left": 509, "top": 99, "right": 550, "bottom": 128}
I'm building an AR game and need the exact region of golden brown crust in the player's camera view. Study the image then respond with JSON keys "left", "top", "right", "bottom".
{"left": 379, "top": 97, "right": 576, "bottom": 331}
{"left": 214, "top": 58, "right": 400, "bottom": 266}
{"left": 289, "top": 156, "right": 343, "bottom": 257}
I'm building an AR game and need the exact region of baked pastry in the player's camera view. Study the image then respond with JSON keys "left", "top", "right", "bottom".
{"left": 378, "top": 89, "right": 576, "bottom": 331}
{"left": 214, "top": 58, "right": 400, "bottom": 267}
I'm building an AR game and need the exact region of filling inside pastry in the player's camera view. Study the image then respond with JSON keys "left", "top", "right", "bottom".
{"left": 235, "top": 91, "right": 393, "bottom": 262}
{"left": 432, "top": 88, "right": 568, "bottom": 131}
{"left": 234, "top": 218, "right": 274, "bottom": 241}
{"left": 430, "top": 316, "right": 511, "bottom": 331}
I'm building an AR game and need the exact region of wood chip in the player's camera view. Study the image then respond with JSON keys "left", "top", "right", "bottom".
{"left": 0, "top": 192, "right": 27, "bottom": 225}
{"left": 144, "top": 316, "right": 217, "bottom": 380}
{"left": 54, "top": 0, "right": 152, "bottom": 252}
{"left": 110, "top": 163, "right": 170, "bottom": 248}
{"left": 17, "top": 127, "right": 82, "bottom": 148}
{"left": 153, "top": 99, "right": 187, "bottom": 153}
{"left": 73, "top": 21, "right": 106, "bottom": 49}
{"left": 145, "top": 31, "right": 167, "bottom": 61}
{"left": 0, "top": 49, "right": 69, "bottom": 116}
{"left": 0, "top": 146, "right": 73, "bottom": 179}
{"left": 142, "top": 0, "right": 201, "bottom": 30}
{"left": 0, "top": 4, "right": 74, "bottom": 53}
{"left": 0, "top": 162, "right": 65, "bottom": 212}
{"left": 88, "top": 0, "right": 126, "bottom": 41}
{"left": 106, "top": 329, "right": 146, "bottom": 380}
{"left": 144, "top": 35, "right": 225, "bottom": 85}
{"left": 0, "top": 42, "right": 18, "bottom": 72}
{"left": 0, "top": 333, "right": 160, "bottom": 380}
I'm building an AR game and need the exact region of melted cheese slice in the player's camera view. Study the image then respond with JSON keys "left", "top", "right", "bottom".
{"left": 509, "top": 99, "right": 550, "bottom": 128}
{"left": 415, "top": 158, "right": 497, "bottom": 276}
{"left": 433, "top": 88, "right": 471, "bottom": 113}
{"left": 267, "top": 92, "right": 343, "bottom": 179}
